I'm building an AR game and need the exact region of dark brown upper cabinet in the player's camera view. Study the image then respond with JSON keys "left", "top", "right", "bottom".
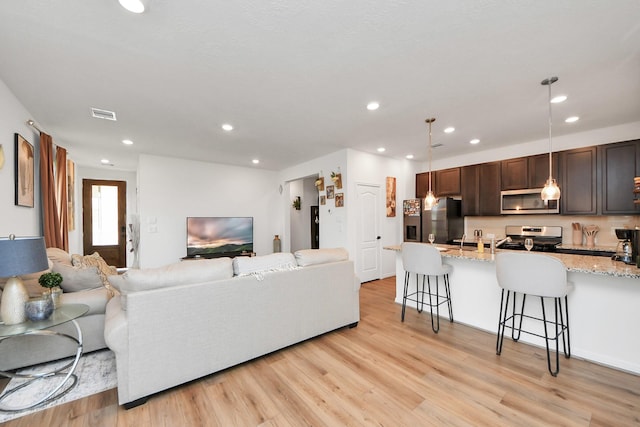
{"left": 462, "top": 162, "right": 501, "bottom": 216}
{"left": 461, "top": 165, "right": 480, "bottom": 216}
{"left": 416, "top": 172, "right": 432, "bottom": 199}
{"left": 479, "top": 162, "right": 502, "bottom": 215}
{"left": 500, "top": 157, "right": 528, "bottom": 190}
{"left": 434, "top": 167, "right": 461, "bottom": 197}
{"left": 528, "top": 153, "right": 559, "bottom": 189}
{"left": 599, "top": 140, "right": 640, "bottom": 215}
{"left": 560, "top": 146, "right": 597, "bottom": 215}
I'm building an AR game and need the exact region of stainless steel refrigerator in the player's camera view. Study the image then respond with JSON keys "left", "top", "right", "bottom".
{"left": 421, "top": 198, "right": 463, "bottom": 244}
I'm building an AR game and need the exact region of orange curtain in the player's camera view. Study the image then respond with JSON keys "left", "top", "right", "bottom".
{"left": 40, "top": 133, "right": 67, "bottom": 250}
{"left": 55, "top": 146, "right": 69, "bottom": 251}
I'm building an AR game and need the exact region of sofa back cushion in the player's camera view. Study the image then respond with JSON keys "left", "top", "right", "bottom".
{"left": 116, "top": 257, "right": 234, "bottom": 293}
{"left": 294, "top": 248, "right": 349, "bottom": 267}
{"left": 233, "top": 253, "right": 297, "bottom": 278}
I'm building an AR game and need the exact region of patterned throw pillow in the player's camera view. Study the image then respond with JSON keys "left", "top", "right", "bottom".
{"left": 71, "top": 252, "right": 119, "bottom": 297}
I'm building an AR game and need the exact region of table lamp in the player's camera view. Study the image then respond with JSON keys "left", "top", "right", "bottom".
{"left": 0, "top": 235, "right": 49, "bottom": 325}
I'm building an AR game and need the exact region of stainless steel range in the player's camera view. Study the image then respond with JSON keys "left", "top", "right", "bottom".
{"left": 500, "top": 225, "right": 562, "bottom": 252}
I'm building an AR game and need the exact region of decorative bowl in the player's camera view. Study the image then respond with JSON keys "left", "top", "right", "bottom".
{"left": 25, "top": 297, "right": 54, "bottom": 322}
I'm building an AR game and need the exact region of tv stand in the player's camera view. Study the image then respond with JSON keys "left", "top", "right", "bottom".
{"left": 181, "top": 251, "right": 255, "bottom": 261}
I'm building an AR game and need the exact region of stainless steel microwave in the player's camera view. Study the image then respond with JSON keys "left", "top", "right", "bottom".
{"left": 500, "top": 188, "right": 559, "bottom": 214}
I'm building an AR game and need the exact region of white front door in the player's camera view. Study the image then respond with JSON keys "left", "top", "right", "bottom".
{"left": 356, "top": 183, "right": 381, "bottom": 282}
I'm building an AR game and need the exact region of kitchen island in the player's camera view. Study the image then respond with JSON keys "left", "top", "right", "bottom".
{"left": 384, "top": 244, "right": 640, "bottom": 374}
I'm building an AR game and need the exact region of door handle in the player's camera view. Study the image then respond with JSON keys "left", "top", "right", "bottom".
{"left": 376, "top": 236, "right": 381, "bottom": 240}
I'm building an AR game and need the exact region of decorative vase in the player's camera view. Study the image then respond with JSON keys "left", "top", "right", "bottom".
{"left": 273, "top": 235, "right": 281, "bottom": 253}
{"left": 0, "top": 277, "right": 29, "bottom": 325}
{"left": 49, "top": 286, "right": 63, "bottom": 309}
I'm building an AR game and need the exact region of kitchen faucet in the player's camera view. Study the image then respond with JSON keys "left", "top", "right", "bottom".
{"left": 460, "top": 234, "right": 466, "bottom": 251}
{"left": 495, "top": 236, "right": 512, "bottom": 247}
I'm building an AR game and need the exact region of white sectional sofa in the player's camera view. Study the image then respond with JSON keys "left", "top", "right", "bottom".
{"left": 104, "top": 249, "right": 360, "bottom": 407}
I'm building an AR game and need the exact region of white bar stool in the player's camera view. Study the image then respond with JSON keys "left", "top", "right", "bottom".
{"left": 401, "top": 242, "right": 453, "bottom": 333}
{"left": 495, "top": 252, "right": 573, "bottom": 376}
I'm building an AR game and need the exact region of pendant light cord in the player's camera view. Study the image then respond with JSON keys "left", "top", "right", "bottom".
{"left": 426, "top": 118, "right": 436, "bottom": 192}
{"left": 547, "top": 80, "right": 553, "bottom": 181}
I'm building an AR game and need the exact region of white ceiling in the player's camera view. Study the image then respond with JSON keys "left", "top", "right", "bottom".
{"left": 0, "top": 1, "right": 639, "bottom": 172}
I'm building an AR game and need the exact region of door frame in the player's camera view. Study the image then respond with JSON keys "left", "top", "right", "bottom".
{"left": 355, "top": 182, "right": 381, "bottom": 282}
{"left": 82, "top": 179, "right": 127, "bottom": 267}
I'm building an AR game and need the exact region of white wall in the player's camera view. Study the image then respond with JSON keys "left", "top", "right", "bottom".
{"left": 430, "top": 121, "right": 640, "bottom": 171}
{"left": 279, "top": 150, "right": 348, "bottom": 253}
{"left": 0, "top": 79, "right": 42, "bottom": 238}
{"left": 137, "top": 154, "right": 281, "bottom": 268}
{"left": 70, "top": 166, "right": 138, "bottom": 264}
{"left": 347, "top": 150, "right": 416, "bottom": 279}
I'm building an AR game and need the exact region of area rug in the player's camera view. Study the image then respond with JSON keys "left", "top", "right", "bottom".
{"left": 0, "top": 349, "right": 117, "bottom": 423}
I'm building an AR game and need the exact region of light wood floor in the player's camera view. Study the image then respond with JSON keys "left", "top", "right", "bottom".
{"left": 4, "top": 277, "right": 640, "bottom": 426}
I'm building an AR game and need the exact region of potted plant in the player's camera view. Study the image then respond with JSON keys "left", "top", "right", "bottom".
{"left": 292, "top": 196, "right": 301, "bottom": 210}
{"left": 38, "top": 272, "right": 63, "bottom": 308}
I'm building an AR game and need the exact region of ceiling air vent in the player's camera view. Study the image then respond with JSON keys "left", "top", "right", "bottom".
{"left": 91, "top": 108, "right": 117, "bottom": 121}
{"left": 432, "top": 143, "right": 443, "bottom": 148}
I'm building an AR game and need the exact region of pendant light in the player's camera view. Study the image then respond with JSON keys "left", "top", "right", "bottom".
{"left": 424, "top": 118, "right": 438, "bottom": 210}
{"left": 541, "top": 77, "right": 561, "bottom": 201}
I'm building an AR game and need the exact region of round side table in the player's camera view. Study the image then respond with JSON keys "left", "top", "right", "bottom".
{"left": 0, "top": 303, "right": 89, "bottom": 413}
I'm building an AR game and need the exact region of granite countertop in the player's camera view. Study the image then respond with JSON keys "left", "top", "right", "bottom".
{"left": 383, "top": 244, "right": 640, "bottom": 279}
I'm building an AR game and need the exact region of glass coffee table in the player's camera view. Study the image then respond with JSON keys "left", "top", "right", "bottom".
{"left": 0, "top": 303, "right": 89, "bottom": 412}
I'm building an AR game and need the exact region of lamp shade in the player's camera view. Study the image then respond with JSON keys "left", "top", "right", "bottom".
{"left": 0, "top": 236, "right": 48, "bottom": 278}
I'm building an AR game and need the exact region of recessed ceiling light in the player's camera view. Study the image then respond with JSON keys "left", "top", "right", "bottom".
{"left": 367, "top": 102, "right": 380, "bottom": 111}
{"left": 119, "top": 0, "right": 146, "bottom": 13}
{"left": 252, "top": 159, "right": 260, "bottom": 164}
{"left": 101, "top": 159, "right": 110, "bottom": 164}
{"left": 469, "top": 139, "right": 480, "bottom": 145}
{"left": 222, "top": 124, "right": 233, "bottom": 131}
{"left": 444, "top": 127, "right": 455, "bottom": 133}
{"left": 551, "top": 95, "right": 567, "bottom": 103}
{"left": 377, "top": 147, "right": 386, "bottom": 153}
{"left": 122, "top": 139, "right": 133, "bottom": 145}
{"left": 406, "top": 154, "right": 414, "bottom": 159}
{"left": 565, "top": 116, "right": 580, "bottom": 123}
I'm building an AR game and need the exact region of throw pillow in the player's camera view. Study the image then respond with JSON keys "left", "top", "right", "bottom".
{"left": 233, "top": 253, "right": 298, "bottom": 279}
{"left": 294, "top": 248, "right": 349, "bottom": 267}
{"left": 46, "top": 247, "right": 72, "bottom": 266}
{"left": 52, "top": 263, "right": 104, "bottom": 293}
{"left": 72, "top": 252, "right": 119, "bottom": 296}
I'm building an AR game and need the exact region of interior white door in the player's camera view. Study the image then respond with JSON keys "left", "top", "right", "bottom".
{"left": 356, "top": 183, "right": 381, "bottom": 282}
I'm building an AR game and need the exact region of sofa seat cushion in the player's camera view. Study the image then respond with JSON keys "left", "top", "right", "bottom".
{"left": 112, "top": 257, "right": 234, "bottom": 294}
{"left": 233, "top": 253, "right": 298, "bottom": 279}
{"left": 60, "top": 287, "right": 110, "bottom": 315}
{"left": 294, "top": 248, "right": 349, "bottom": 267}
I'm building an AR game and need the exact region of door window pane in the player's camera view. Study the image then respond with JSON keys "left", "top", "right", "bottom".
{"left": 92, "top": 185, "right": 118, "bottom": 245}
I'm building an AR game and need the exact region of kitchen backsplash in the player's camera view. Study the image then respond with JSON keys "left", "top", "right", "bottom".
{"left": 465, "top": 215, "right": 640, "bottom": 248}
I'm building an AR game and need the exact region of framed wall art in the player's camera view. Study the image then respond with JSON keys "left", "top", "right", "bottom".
{"left": 335, "top": 193, "right": 344, "bottom": 207}
{"left": 326, "top": 185, "right": 335, "bottom": 199}
{"left": 386, "top": 176, "right": 396, "bottom": 217}
{"left": 320, "top": 195, "right": 326, "bottom": 205}
{"left": 15, "top": 133, "right": 34, "bottom": 208}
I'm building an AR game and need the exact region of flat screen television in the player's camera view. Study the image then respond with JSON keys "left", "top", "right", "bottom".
{"left": 186, "top": 217, "right": 253, "bottom": 258}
